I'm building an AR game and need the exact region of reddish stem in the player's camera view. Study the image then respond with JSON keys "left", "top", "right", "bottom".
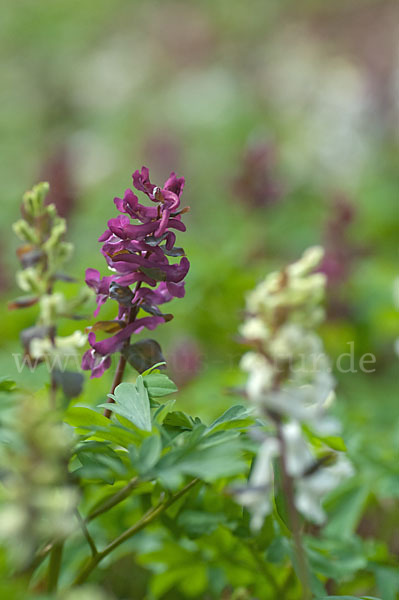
{"left": 103, "top": 354, "right": 128, "bottom": 418}
{"left": 103, "top": 278, "right": 144, "bottom": 418}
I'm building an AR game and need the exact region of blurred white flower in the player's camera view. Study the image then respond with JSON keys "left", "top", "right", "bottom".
{"left": 236, "top": 247, "right": 353, "bottom": 531}
{"left": 268, "top": 324, "right": 321, "bottom": 361}
{"left": 35, "top": 486, "right": 79, "bottom": 539}
{"left": 39, "top": 292, "right": 67, "bottom": 325}
{"left": 240, "top": 317, "right": 270, "bottom": 342}
{"left": 30, "top": 330, "right": 86, "bottom": 360}
{"left": 0, "top": 395, "right": 78, "bottom": 568}
{"left": 237, "top": 437, "right": 279, "bottom": 531}
{"left": 240, "top": 352, "right": 274, "bottom": 402}
{"left": 245, "top": 247, "right": 326, "bottom": 329}
{"left": 0, "top": 505, "right": 28, "bottom": 540}
{"left": 282, "top": 421, "right": 313, "bottom": 478}
{"left": 267, "top": 363, "right": 335, "bottom": 424}
{"left": 295, "top": 455, "right": 354, "bottom": 523}
{"left": 260, "top": 29, "right": 373, "bottom": 187}
{"left": 287, "top": 246, "right": 325, "bottom": 277}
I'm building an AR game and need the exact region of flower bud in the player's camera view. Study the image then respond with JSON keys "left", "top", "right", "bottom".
{"left": 43, "top": 216, "right": 67, "bottom": 251}
{"left": 287, "top": 245, "right": 324, "bottom": 278}
{"left": 22, "top": 181, "right": 49, "bottom": 217}
{"left": 16, "top": 267, "right": 46, "bottom": 294}
{"left": 39, "top": 292, "right": 67, "bottom": 324}
{"left": 30, "top": 330, "right": 86, "bottom": 360}
{"left": 12, "top": 219, "right": 39, "bottom": 244}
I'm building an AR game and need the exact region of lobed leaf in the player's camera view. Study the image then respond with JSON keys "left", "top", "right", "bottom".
{"left": 143, "top": 372, "right": 178, "bottom": 398}
{"left": 101, "top": 378, "right": 152, "bottom": 432}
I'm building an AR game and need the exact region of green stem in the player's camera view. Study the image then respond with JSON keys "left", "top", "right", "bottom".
{"left": 21, "top": 476, "right": 141, "bottom": 580}
{"left": 49, "top": 374, "right": 57, "bottom": 409}
{"left": 86, "top": 476, "right": 139, "bottom": 522}
{"left": 276, "top": 423, "right": 312, "bottom": 600}
{"left": 47, "top": 541, "right": 63, "bottom": 593}
{"left": 75, "top": 510, "right": 98, "bottom": 557}
{"left": 73, "top": 478, "right": 199, "bottom": 586}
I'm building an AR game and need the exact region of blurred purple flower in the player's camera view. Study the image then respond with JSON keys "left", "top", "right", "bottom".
{"left": 40, "top": 146, "right": 77, "bottom": 219}
{"left": 167, "top": 337, "right": 202, "bottom": 388}
{"left": 234, "top": 141, "right": 282, "bottom": 208}
{"left": 82, "top": 167, "right": 190, "bottom": 378}
{"left": 142, "top": 132, "right": 181, "bottom": 182}
{"left": 319, "top": 195, "right": 355, "bottom": 283}
{"left": 318, "top": 194, "right": 366, "bottom": 318}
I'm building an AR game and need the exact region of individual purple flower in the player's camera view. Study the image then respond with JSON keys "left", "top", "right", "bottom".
{"left": 81, "top": 342, "right": 112, "bottom": 379}
{"left": 82, "top": 167, "right": 190, "bottom": 378}
{"left": 82, "top": 317, "right": 164, "bottom": 378}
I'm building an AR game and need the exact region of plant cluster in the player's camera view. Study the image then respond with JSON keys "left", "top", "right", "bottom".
{"left": 0, "top": 172, "right": 390, "bottom": 600}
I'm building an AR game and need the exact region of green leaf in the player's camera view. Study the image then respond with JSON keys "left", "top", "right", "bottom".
{"left": 153, "top": 399, "right": 176, "bottom": 424}
{"left": 163, "top": 411, "right": 194, "bottom": 430}
{"left": 306, "top": 536, "right": 367, "bottom": 580}
{"left": 184, "top": 423, "right": 207, "bottom": 446}
{"left": 143, "top": 373, "right": 178, "bottom": 397}
{"left": 206, "top": 405, "right": 253, "bottom": 433}
{"left": 324, "top": 479, "right": 369, "bottom": 536}
{"left": 85, "top": 424, "right": 140, "bottom": 448}
{"left": 320, "top": 435, "right": 347, "bottom": 452}
{"left": 75, "top": 441, "right": 127, "bottom": 483}
{"left": 65, "top": 406, "right": 112, "bottom": 430}
{"left": 373, "top": 564, "right": 399, "bottom": 600}
{"left": 317, "top": 597, "right": 382, "bottom": 599}
{"left": 310, "top": 571, "right": 328, "bottom": 598}
{"left": 157, "top": 438, "right": 246, "bottom": 485}
{"left": 141, "top": 362, "right": 166, "bottom": 376}
{"left": 100, "top": 378, "right": 152, "bottom": 432}
{"left": 0, "top": 377, "right": 16, "bottom": 392}
{"left": 150, "top": 565, "right": 207, "bottom": 598}
{"left": 140, "top": 541, "right": 207, "bottom": 597}
{"left": 274, "top": 473, "right": 290, "bottom": 532}
{"left": 65, "top": 406, "right": 142, "bottom": 446}
{"left": 178, "top": 510, "right": 227, "bottom": 537}
{"left": 138, "top": 435, "right": 162, "bottom": 474}
{"left": 303, "top": 426, "right": 347, "bottom": 452}
{"left": 266, "top": 537, "right": 290, "bottom": 563}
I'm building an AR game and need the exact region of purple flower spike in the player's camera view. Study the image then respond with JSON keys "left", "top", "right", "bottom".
{"left": 82, "top": 166, "right": 190, "bottom": 378}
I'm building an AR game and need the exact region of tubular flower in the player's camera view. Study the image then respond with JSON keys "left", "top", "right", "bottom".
{"left": 82, "top": 167, "right": 189, "bottom": 378}
{"left": 236, "top": 247, "right": 353, "bottom": 530}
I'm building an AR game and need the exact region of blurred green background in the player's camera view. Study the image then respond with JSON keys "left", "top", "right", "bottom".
{"left": 0, "top": 0, "right": 398, "bottom": 592}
